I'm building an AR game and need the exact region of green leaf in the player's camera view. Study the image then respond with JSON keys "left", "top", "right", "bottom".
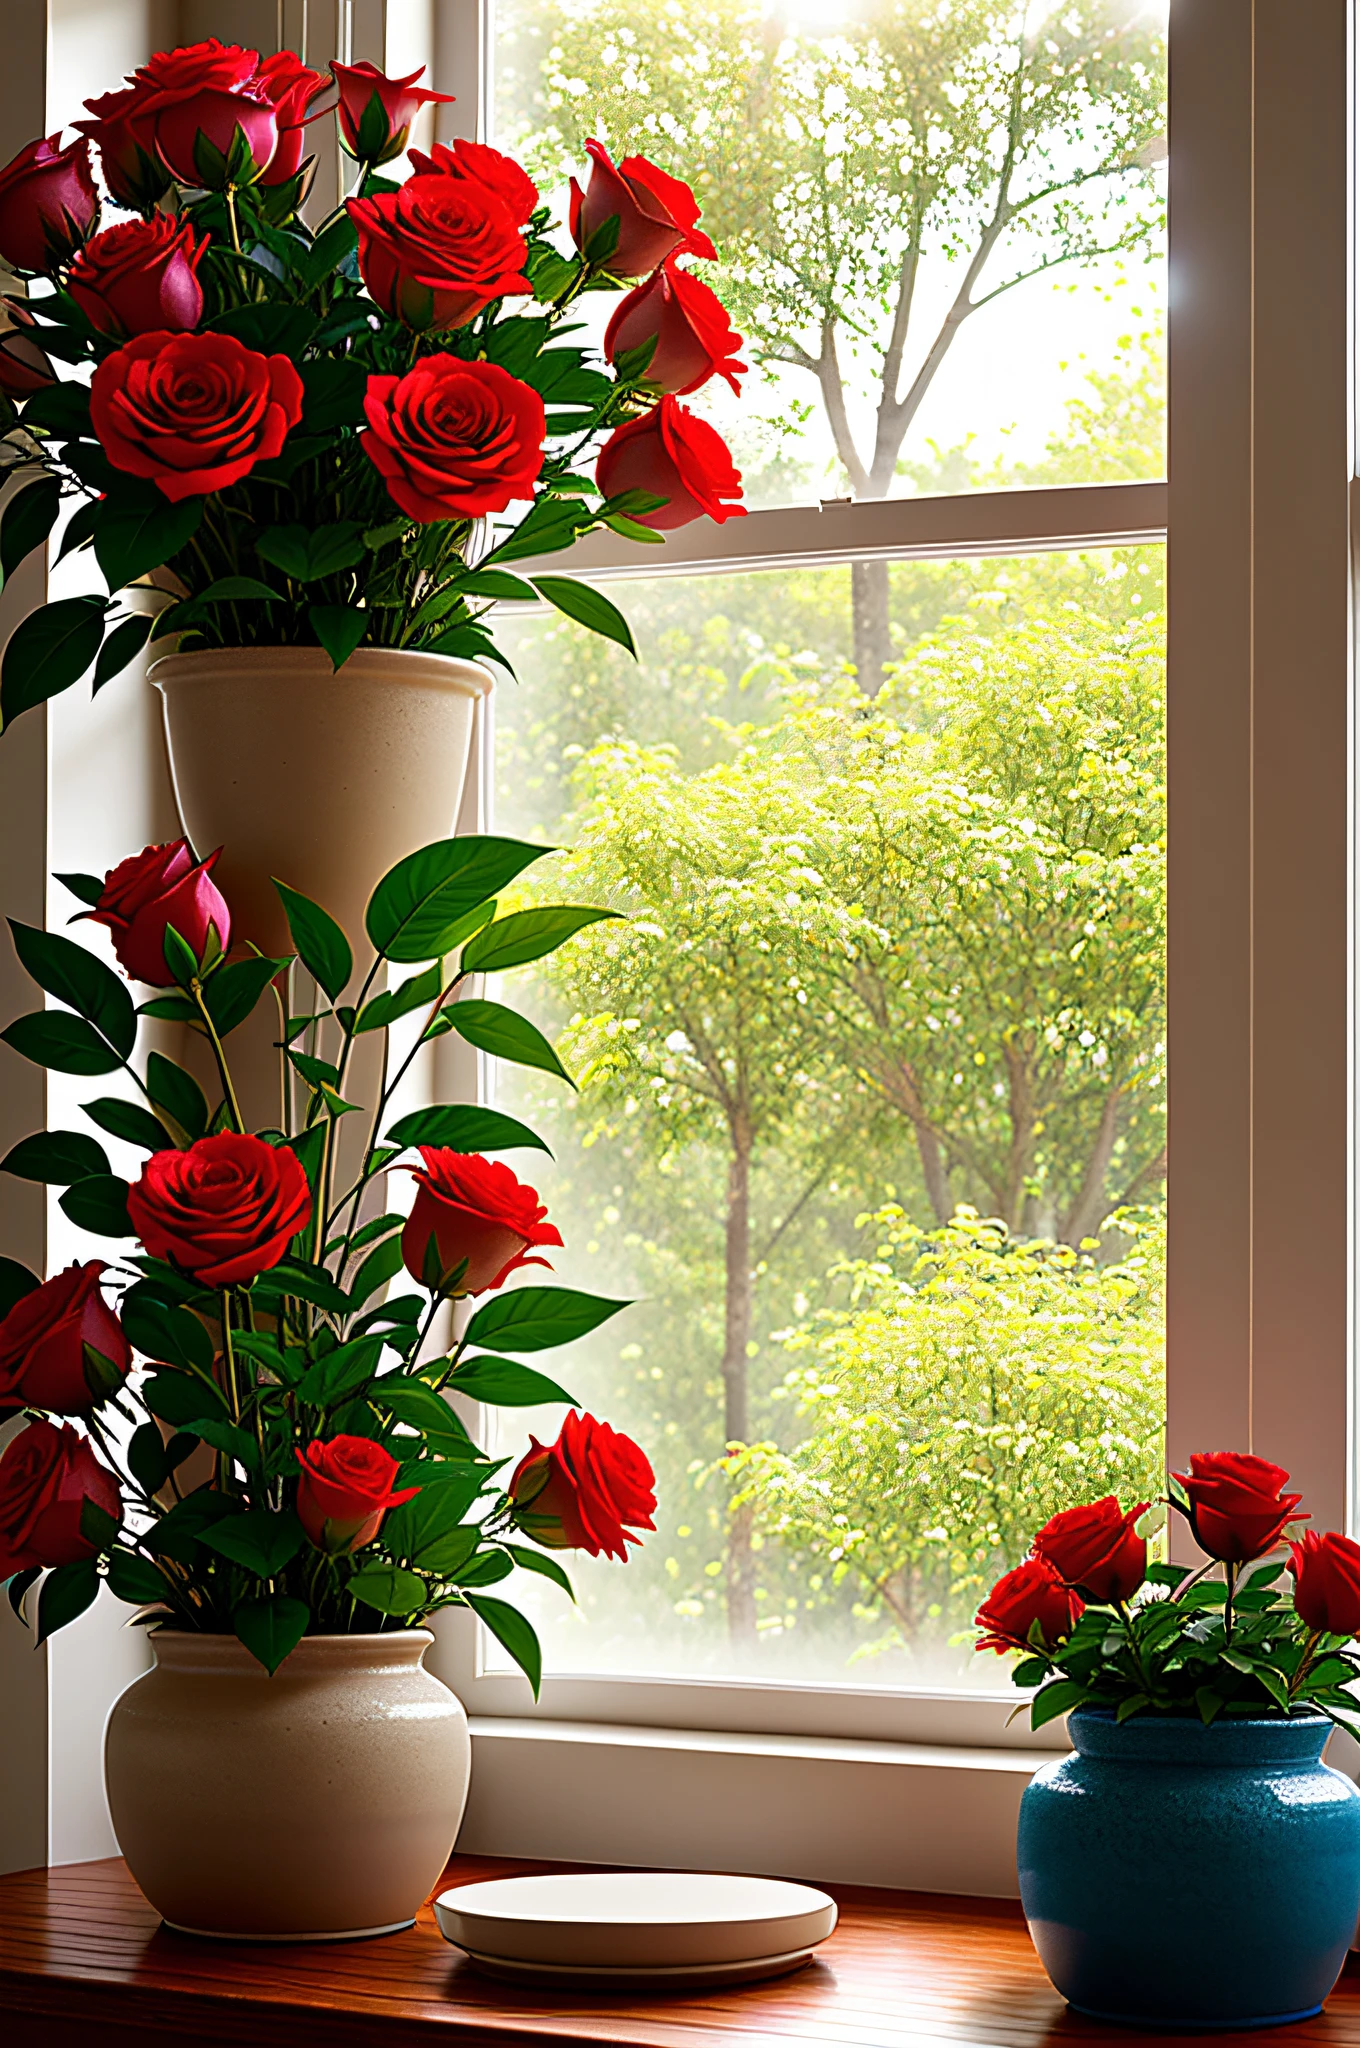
{"left": 0, "top": 594, "right": 107, "bottom": 728}
{"left": 372, "top": 1376, "right": 470, "bottom": 1443}
{"left": 59, "top": 1173, "right": 132, "bottom": 1236}
{"left": 0, "top": 474, "right": 60, "bottom": 584}
{"left": 0, "top": 1010, "right": 121, "bottom": 1074}
{"left": 254, "top": 1259, "right": 351, "bottom": 1316}
{"left": 380, "top": 1473, "right": 485, "bottom": 1565}
{"left": 300, "top": 212, "right": 358, "bottom": 289}
{"left": 503, "top": 1543, "right": 575, "bottom": 1600}
{"left": 1114, "top": 1693, "right": 1150, "bottom": 1723}
{"left": 142, "top": 1368, "right": 225, "bottom": 1427}
{"left": 79, "top": 1497, "right": 120, "bottom": 1551}
{"left": 146, "top": 1051, "right": 209, "bottom": 1141}
{"left": 310, "top": 603, "right": 367, "bottom": 671}
{"left": 453, "top": 1549, "right": 513, "bottom": 1587}
{"left": 346, "top": 1563, "right": 428, "bottom": 1617}
{"left": 349, "top": 1234, "right": 405, "bottom": 1308}
{"left": 6, "top": 1564, "right": 41, "bottom": 1624}
{"left": 452, "top": 569, "right": 540, "bottom": 601}
{"left": 531, "top": 576, "right": 636, "bottom": 657}
{"left": 8, "top": 920, "right": 135, "bottom": 1057}
{"left": 292, "top": 1334, "right": 384, "bottom": 1405}
{"left": 0, "top": 1255, "right": 40, "bottom": 1320}
{"left": 95, "top": 495, "right": 202, "bottom": 593}
{"left": 463, "top": 905, "right": 619, "bottom": 975}
{"left": 82, "top": 1096, "right": 173, "bottom": 1152}
{"left": 300, "top": 358, "right": 368, "bottom": 433}
{"left": 1195, "top": 1686, "right": 1225, "bottom": 1725}
{"left": 92, "top": 612, "right": 154, "bottom": 693}
{"left": 120, "top": 1290, "right": 215, "bottom": 1373}
{"left": 55, "top": 871, "right": 105, "bottom": 908}
{"left": 354, "top": 961, "right": 444, "bottom": 1035}
{"left": 22, "top": 380, "right": 93, "bottom": 435}
{"left": 273, "top": 881, "right": 351, "bottom": 1001}
{"left": 193, "top": 1416, "right": 261, "bottom": 1471}
{"left": 233, "top": 1593, "right": 310, "bottom": 1675}
{"left": 447, "top": 999, "right": 574, "bottom": 1085}
{"left": 208, "top": 303, "right": 317, "bottom": 357}
{"left": 366, "top": 836, "right": 552, "bottom": 964}
{"left": 36, "top": 1558, "right": 99, "bottom": 1643}
{"left": 483, "top": 496, "right": 595, "bottom": 567}
{"left": 465, "top": 1288, "right": 627, "bottom": 1355}
{"left": 465, "top": 1592, "right": 542, "bottom": 1695}
{"left": 202, "top": 954, "right": 290, "bottom": 1037}
{"left": 1029, "top": 1678, "right": 1087, "bottom": 1731}
{"left": 193, "top": 576, "right": 283, "bottom": 604}
{"left": 447, "top": 1355, "right": 578, "bottom": 1406}
{"left": 1, "top": 1129, "right": 110, "bottom": 1185}
{"left": 127, "top": 1421, "right": 171, "bottom": 1496}
{"left": 201, "top": 1510, "right": 306, "bottom": 1579}
{"left": 55, "top": 497, "right": 104, "bottom": 564}
{"left": 256, "top": 523, "right": 367, "bottom": 583}
{"left": 107, "top": 1550, "right": 170, "bottom": 1606}
{"left": 385, "top": 1104, "right": 551, "bottom": 1157}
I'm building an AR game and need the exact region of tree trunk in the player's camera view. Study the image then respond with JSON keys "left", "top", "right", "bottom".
{"left": 1061, "top": 1084, "right": 1123, "bottom": 1247}
{"left": 851, "top": 558, "right": 893, "bottom": 692}
{"left": 722, "top": 1129, "right": 756, "bottom": 1645}
{"left": 879, "top": 1057, "right": 952, "bottom": 1222}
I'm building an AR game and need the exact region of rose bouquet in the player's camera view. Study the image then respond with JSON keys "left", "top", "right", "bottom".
{"left": 977, "top": 1452, "right": 1360, "bottom": 1733}
{"left": 0, "top": 38, "right": 748, "bottom": 730}
{"left": 0, "top": 832, "right": 654, "bottom": 1680}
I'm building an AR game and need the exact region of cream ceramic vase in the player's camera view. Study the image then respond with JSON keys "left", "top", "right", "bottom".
{"left": 104, "top": 1630, "right": 471, "bottom": 1940}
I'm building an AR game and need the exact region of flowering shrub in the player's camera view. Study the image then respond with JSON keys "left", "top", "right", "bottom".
{"left": 0, "top": 834, "right": 654, "bottom": 1679}
{"left": 0, "top": 37, "right": 748, "bottom": 731}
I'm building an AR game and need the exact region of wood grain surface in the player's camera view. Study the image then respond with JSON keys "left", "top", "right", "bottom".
{"left": 3, "top": 1851, "right": 1360, "bottom": 2048}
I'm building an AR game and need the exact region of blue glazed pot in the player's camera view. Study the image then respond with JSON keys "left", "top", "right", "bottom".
{"left": 1018, "top": 1709, "right": 1360, "bottom": 2030}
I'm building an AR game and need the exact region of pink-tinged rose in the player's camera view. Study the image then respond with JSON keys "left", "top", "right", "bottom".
{"left": 128, "top": 1133, "right": 313, "bottom": 1290}
{"left": 348, "top": 174, "right": 529, "bottom": 332}
{"left": 331, "top": 59, "right": 454, "bottom": 167}
{"left": 569, "top": 139, "right": 715, "bottom": 277}
{"left": 401, "top": 1149, "right": 564, "bottom": 1295}
{"left": 295, "top": 1436, "right": 419, "bottom": 1555}
{"left": 361, "top": 356, "right": 544, "bottom": 522}
{"left": 84, "top": 837, "right": 230, "bottom": 985}
{"left": 605, "top": 262, "right": 747, "bottom": 396}
{"left": 509, "top": 1411, "right": 657, "bottom": 1561}
{"left": 1032, "top": 1496, "right": 1149, "bottom": 1605}
{"left": 1289, "top": 1530, "right": 1360, "bottom": 1639}
{"left": 975, "top": 1557, "right": 1084, "bottom": 1655}
{"left": 596, "top": 396, "right": 745, "bottom": 529}
{"left": 0, "top": 1263, "right": 131, "bottom": 1416}
{"left": 90, "top": 329, "right": 304, "bottom": 502}
{"left": 252, "top": 50, "right": 330, "bottom": 186}
{"left": 408, "top": 138, "right": 539, "bottom": 228}
{"left": 0, "top": 134, "right": 99, "bottom": 274}
{"left": 1172, "top": 1450, "right": 1309, "bottom": 1563}
{"left": 69, "top": 214, "right": 206, "bottom": 339}
{"left": 76, "top": 84, "right": 172, "bottom": 213}
{"left": 0, "top": 1418, "right": 120, "bottom": 1579}
{"left": 153, "top": 87, "right": 278, "bottom": 189}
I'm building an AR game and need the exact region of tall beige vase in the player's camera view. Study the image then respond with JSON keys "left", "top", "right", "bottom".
{"left": 104, "top": 1630, "right": 471, "bottom": 1939}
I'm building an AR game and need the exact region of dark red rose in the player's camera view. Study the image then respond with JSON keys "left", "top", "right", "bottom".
{"left": 0, "top": 1419, "right": 120, "bottom": 1578}
{"left": 509, "top": 1411, "right": 657, "bottom": 1562}
{"left": 401, "top": 1149, "right": 564, "bottom": 1296}
{"left": 295, "top": 1436, "right": 420, "bottom": 1555}
{"left": 331, "top": 59, "right": 454, "bottom": 167}
{"left": 252, "top": 50, "right": 330, "bottom": 186}
{"left": 1172, "top": 1450, "right": 1308, "bottom": 1563}
{"left": 605, "top": 262, "right": 747, "bottom": 396}
{"left": 596, "top": 396, "right": 745, "bottom": 529}
{"left": 0, "top": 1263, "right": 131, "bottom": 1416}
{"left": 0, "top": 307, "right": 55, "bottom": 399}
{"left": 90, "top": 329, "right": 304, "bottom": 502}
{"left": 76, "top": 84, "right": 172, "bottom": 213}
{"left": 0, "top": 134, "right": 99, "bottom": 274}
{"left": 128, "top": 1133, "right": 313, "bottom": 1289}
{"left": 1289, "top": 1530, "right": 1360, "bottom": 1638}
{"left": 69, "top": 214, "right": 205, "bottom": 339}
{"left": 1032, "top": 1496, "right": 1149, "bottom": 1604}
{"left": 570, "top": 139, "right": 715, "bottom": 277}
{"left": 408, "top": 139, "right": 539, "bottom": 227}
{"left": 83, "top": 837, "right": 230, "bottom": 985}
{"left": 975, "top": 1557, "right": 1084, "bottom": 1655}
{"left": 348, "top": 175, "right": 529, "bottom": 332}
{"left": 361, "top": 357, "right": 544, "bottom": 522}
{"left": 125, "top": 40, "right": 275, "bottom": 191}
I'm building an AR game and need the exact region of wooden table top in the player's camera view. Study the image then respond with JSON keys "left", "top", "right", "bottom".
{"left": 4, "top": 1851, "right": 1360, "bottom": 2048}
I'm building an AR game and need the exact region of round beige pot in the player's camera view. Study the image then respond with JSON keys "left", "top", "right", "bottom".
{"left": 149, "top": 646, "right": 493, "bottom": 960}
{"left": 104, "top": 1630, "right": 470, "bottom": 1941}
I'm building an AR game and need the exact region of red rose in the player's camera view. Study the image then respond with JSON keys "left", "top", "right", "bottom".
{"left": 509, "top": 1411, "right": 657, "bottom": 1562}
{"left": 0, "top": 1419, "right": 120, "bottom": 1578}
{"left": 0, "top": 308, "right": 55, "bottom": 400}
{"left": 1032, "top": 1496, "right": 1149, "bottom": 1604}
{"left": 1289, "top": 1530, "right": 1360, "bottom": 1638}
{"left": 975, "top": 1557, "right": 1084, "bottom": 1655}
{"left": 135, "top": 39, "right": 260, "bottom": 98}
{"left": 83, "top": 837, "right": 230, "bottom": 986}
{"left": 76, "top": 84, "right": 172, "bottom": 213}
{"left": 596, "top": 396, "right": 745, "bottom": 529}
{"left": 0, "top": 1263, "right": 131, "bottom": 1416}
{"left": 252, "top": 50, "right": 330, "bottom": 187}
{"left": 69, "top": 215, "right": 206, "bottom": 339}
{"left": 124, "top": 39, "right": 277, "bottom": 191}
{"left": 331, "top": 59, "right": 454, "bottom": 168}
{"left": 1172, "top": 1450, "right": 1308, "bottom": 1563}
{"left": 401, "top": 1149, "right": 564, "bottom": 1296}
{"left": 605, "top": 262, "right": 747, "bottom": 397}
{"left": 361, "top": 358, "right": 545, "bottom": 522}
{"left": 128, "top": 1133, "right": 313, "bottom": 1289}
{"left": 408, "top": 139, "right": 540, "bottom": 228}
{"left": 348, "top": 175, "right": 529, "bottom": 333}
{"left": 90, "top": 330, "right": 304, "bottom": 503}
{"left": 0, "top": 134, "right": 99, "bottom": 274}
{"left": 570, "top": 139, "right": 716, "bottom": 277}
{"left": 295, "top": 1436, "right": 420, "bottom": 1556}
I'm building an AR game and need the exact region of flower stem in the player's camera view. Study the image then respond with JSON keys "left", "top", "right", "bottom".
{"left": 190, "top": 980, "right": 246, "bottom": 1133}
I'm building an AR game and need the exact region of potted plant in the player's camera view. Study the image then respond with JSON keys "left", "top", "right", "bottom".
{"left": 0, "top": 38, "right": 747, "bottom": 953}
{"left": 978, "top": 1455, "right": 1360, "bottom": 2028}
{"left": 0, "top": 829, "right": 654, "bottom": 1941}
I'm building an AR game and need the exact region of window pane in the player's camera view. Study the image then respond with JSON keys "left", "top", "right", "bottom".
{"left": 481, "top": 538, "right": 1165, "bottom": 1688}
{"left": 494, "top": 0, "right": 1167, "bottom": 535}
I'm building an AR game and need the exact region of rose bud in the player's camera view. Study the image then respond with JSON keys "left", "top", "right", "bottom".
{"left": 128, "top": 1133, "right": 313, "bottom": 1290}
{"left": 0, "top": 134, "right": 99, "bottom": 274}
{"left": 83, "top": 837, "right": 230, "bottom": 986}
{"left": 0, "top": 1263, "right": 131, "bottom": 1416}
{"left": 361, "top": 357, "right": 545, "bottom": 521}
{"left": 0, "top": 307, "right": 55, "bottom": 400}
{"left": 153, "top": 86, "right": 278, "bottom": 189}
{"left": 295, "top": 1437, "right": 420, "bottom": 1556}
{"left": 1289, "top": 1530, "right": 1360, "bottom": 1639}
{"left": 252, "top": 49, "right": 330, "bottom": 187}
{"left": 332, "top": 59, "right": 454, "bottom": 168}
{"left": 975, "top": 1557, "right": 1084, "bottom": 1655}
{"left": 91, "top": 330, "right": 304, "bottom": 503}
{"left": 1032, "top": 1496, "right": 1149, "bottom": 1605}
{"left": 401, "top": 1149, "right": 564, "bottom": 1296}
{"left": 570, "top": 138, "right": 716, "bottom": 277}
{"left": 596, "top": 396, "right": 745, "bottom": 529}
{"left": 1171, "top": 1449, "right": 1309, "bottom": 1563}
{"left": 0, "top": 1418, "right": 120, "bottom": 1580}
{"left": 408, "top": 138, "right": 540, "bottom": 228}
{"left": 76, "top": 82, "right": 172, "bottom": 213}
{"left": 605, "top": 262, "right": 747, "bottom": 396}
{"left": 69, "top": 215, "right": 206, "bottom": 339}
{"left": 348, "top": 175, "right": 529, "bottom": 333}
{"left": 509, "top": 1411, "right": 657, "bottom": 1561}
